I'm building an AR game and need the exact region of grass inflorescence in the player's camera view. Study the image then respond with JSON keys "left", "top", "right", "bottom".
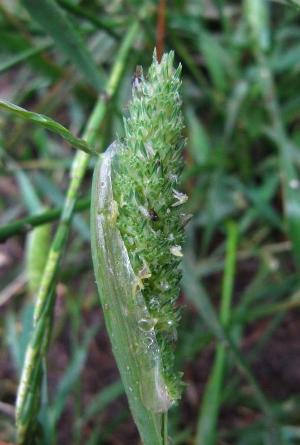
{"left": 113, "top": 51, "right": 186, "bottom": 401}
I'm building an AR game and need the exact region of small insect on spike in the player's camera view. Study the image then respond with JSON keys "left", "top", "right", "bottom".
{"left": 148, "top": 208, "right": 159, "bottom": 221}
{"left": 132, "top": 65, "right": 143, "bottom": 90}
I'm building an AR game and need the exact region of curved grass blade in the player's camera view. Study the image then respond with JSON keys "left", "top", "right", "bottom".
{"left": 0, "top": 41, "right": 52, "bottom": 74}
{"left": 91, "top": 142, "right": 167, "bottom": 445}
{"left": 21, "top": 0, "right": 105, "bottom": 91}
{"left": 0, "top": 99, "right": 94, "bottom": 155}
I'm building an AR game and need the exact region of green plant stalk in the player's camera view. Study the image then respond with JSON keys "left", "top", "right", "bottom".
{"left": 91, "top": 52, "right": 186, "bottom": 445}
{"left": 0, "top": 195, "right": 90, "bottom": 242}
{"left": 196, "top": 221, "right": 238, "bottom": 445}
{"left": 15, "top": 21, "right": 140, "bottom": 444}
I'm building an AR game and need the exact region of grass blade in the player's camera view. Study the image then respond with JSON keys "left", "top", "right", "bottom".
{"left": 21, "top": 0, "right": 105, "bottom": 91}
{"left": 33, "top": 173, "right": 90, "bottom": 241}
{"left": 196, "top": 222, "right": 238, "bottom": 445}
{"left": 51, "top": 323, "right": 99, "bottom": 424}
{"left": 0, "top": 41, "right": 52, "bottom": 74}
{"left": 0, "top": 99, "right": 94, "bottom": 155}
{"left": 78, "top": 381, "right": 124, "bottom": 427}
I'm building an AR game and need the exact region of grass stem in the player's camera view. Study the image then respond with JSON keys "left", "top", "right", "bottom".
{"left": 15, "top": 20, "right": 141, "bottom": 444}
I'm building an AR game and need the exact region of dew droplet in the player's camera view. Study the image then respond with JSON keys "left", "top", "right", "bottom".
{"left": 138, "top": 318, "right": 155, "bottom": 332}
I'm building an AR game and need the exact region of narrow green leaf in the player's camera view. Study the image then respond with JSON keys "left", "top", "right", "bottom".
{"left": 14, "top": 167, "right": 42, "bottom": 215}
{"left": 244, "top": 0, "right": 270, "bottom": 52}
{"left": 280, "top": 140, "right": 300, "bottom": 265}
{"left": 224, "top": 80, "right": 249, "bottom": 138}
{"left": 0, "top": 99, "right": 94, "bottom": 155}
{"left": 5, "top": 305, "right": 34, "bottom": 375}
{"left": 34, "top": 173, "right": 90, "bottom": 241}
{"left": 52, "top": 323, "right": 99, "bottom": 422}
{"left": 196, "top": 222, "right": 238, "bottom": 445}
{"left": 0, "top": 41, "right": 52, "bottom": 74}
{"left": 197, "top": 30, "right": 233, "bottom": 91}
{"left": 57, "top": 0, "right": 119, "bottom": 39}
{"left": 79, "top": 381, "right": 124, "bottom": 428}
{"left": 187, "top": 109, "right": 210, "bottom": 166}
{"left": 21, "top": 0, "right": 105, "bottom": 91}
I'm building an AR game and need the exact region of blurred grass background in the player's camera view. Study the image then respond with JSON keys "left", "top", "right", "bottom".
{"left": 1, "top": 0, "right": 300, "bottom": 444}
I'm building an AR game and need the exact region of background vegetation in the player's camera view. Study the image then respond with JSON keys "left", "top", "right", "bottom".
{"left": 1, "top": 0, "right": 300, "bottom": 444}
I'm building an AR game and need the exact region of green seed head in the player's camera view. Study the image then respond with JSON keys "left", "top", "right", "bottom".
{"left": 112, "top": 50, "right": 186, "bottom": 400}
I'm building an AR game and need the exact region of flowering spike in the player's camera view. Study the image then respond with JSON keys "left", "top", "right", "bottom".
{"left": 91, "top": 51, "right": 186, "bottom": 444}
